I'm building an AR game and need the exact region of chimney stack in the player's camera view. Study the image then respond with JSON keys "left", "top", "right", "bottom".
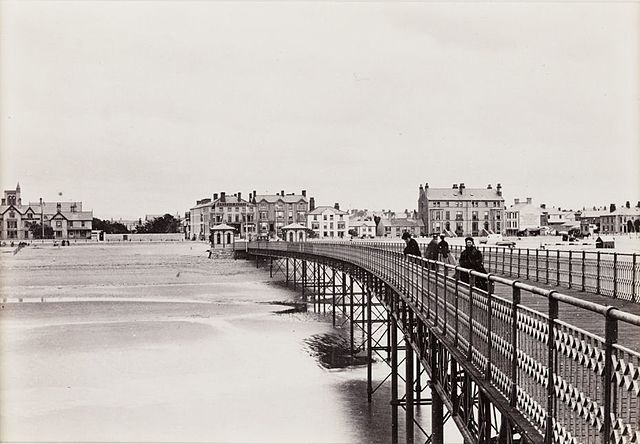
{"left": 334, "top": 203, "right": 340, "bottom": 210}
{"left": 497, "top": 183, "right": 502, "bottom": 196}
{"left": 514, "top": 198, "right": 520, "bottom": 204}
{"left": 302, "top": 190, "right": 306, "bottom": 198}
{"left": 213, "top": 193, "right": 218, "bottom": 201}
{"left": 221, "top": 192, "right": 226, "bottom": 202}
{"left": 281, "top": 190, "right": 284, "bottom": 196}
{"left": 459, "top": 183, "right": 465, "bottom": 194}
{"left": 487, "top": 184, "right": 492, "bottom": 189}
{"left": 453, "top": 184, "right": 458, "bottom": 189}
{"left": 526, "top": 197, "right": 532, "bottom": 204}
{"left": 425, "top": 182, "right": 429, "bottom": 189}
{"left": 540, "top": 203, "right": 546, "bottom": 209}
{"left": 238, "top": 192, "right": 242, "bottom": 201}
{"left": 310, "top": 197, "right": 315, "bottom": 211}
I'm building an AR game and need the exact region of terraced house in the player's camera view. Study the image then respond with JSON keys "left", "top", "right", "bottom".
{"left": 254, "top": 190, "right": 309, "bottom": 239}
{"left": 418, "top": 182, "right": 505, "bottom": 237}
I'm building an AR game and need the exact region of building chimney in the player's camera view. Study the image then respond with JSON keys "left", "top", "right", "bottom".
{"left": 425, "top": 182, "right": 429, "bottom": 189}
{"left": 526, "top": 197, "right": 532, "bottom": 204}
{"left": 334, "top": 203, "right": 340, "bottom": 210}
{"left": 459, "top": 183, "right": 465, "bottom": 194}
{"left": 238, "top": 192, "right": 242, "bottom": 201}
{"left": 452, "top": 184, "right": 458, "bottom": 189}
{"left": 213, "top": 193, "right": 218, "bottom": 201}
{"left": 540, "top": 203, "right": 546, "bottom": 209}
{"left": 514, "top": 198, "right": 520, "bottom": 204}
{"left": 310, "top": 197, "right": 315, "bottom": 211}
{"left": 496, "top": 183, "right": 502, "bottom": 196}
{"left": 281, "top": 190, "right": 284, "bottom": 196}
{"left": 487, "top": 184, "right": 492, "bottom": 189}
{"left": 302, "top": 190, "right": 306, "bottom": 198}
{"left": 221, "top": 192, "right": 226, "bottom": 202}
{"left": 253, "top": 190, "right": 257, "bottom": 198}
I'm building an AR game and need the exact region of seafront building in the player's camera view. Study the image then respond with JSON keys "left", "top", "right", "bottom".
{"left": 418, "top": 182, "right": 505, "bottom": 237}
{"left": 307, "top": 204, "right": 349, "bottom": 239}
{"left": 350, "top": 220, "right": 376, "bottom": 238}
{"left": 188, "top": 192, "right": 255, "bottom": 240}
{"left": 0, "top": 183, "right": 93, "bottom": 240}
{"left": 254, "top": 190, "right": 309, "bottom": 239}
{"left": 600, "top": 207, "right": 640, "bottom": 234}
{"left": 505, "top": 198, "right": 545, "bottom": 236}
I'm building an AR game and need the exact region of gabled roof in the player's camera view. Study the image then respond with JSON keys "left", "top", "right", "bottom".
{"left": 308, "top": 206, "right": 348, "bottom": 215}
{"left": 64, "top": 211, "right": 93, "bottom": 221}
{"left": 351, "top": 220, "right": 376, "bottom": 227}
{"left": 426, "top": 188, "right": 504, "bottom": 201}
{"left": 211, "top": 223, "right": 236, "bottom": 231}
{"left": 281, "top": 223, "right": 309, "bottom": 230}
{"left": 255, "top": 194, "right": 307, "bottom": 204}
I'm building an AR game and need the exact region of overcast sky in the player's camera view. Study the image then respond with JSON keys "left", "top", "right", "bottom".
{"left": 1, "top": 1, "right": 638, "bottom": 220}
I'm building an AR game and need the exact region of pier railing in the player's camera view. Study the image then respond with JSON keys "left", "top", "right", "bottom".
{"left": 449, "top": 245, "right": 639, "bottom": 302}
{"left": 270, "top": 240, "right": 639, "bottom": 301}
{"left": 247, "top": 241, "right": 640, "bottom": 444}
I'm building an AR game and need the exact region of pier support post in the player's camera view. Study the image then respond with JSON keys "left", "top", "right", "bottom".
{"left": 391, "top": 313, "right": 399, "bottom": 444}
{"left": 431, "top": 331, "right": 444, "bottom": 444}
{"left": 405, "top": 335, "right": 414, "bottom": 444}
{"left": 367, "top": 288, "right": 373, "bottom": 402}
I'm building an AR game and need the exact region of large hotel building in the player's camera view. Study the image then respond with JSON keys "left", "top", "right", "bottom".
{"left": 418, "top": 182, "right": 505, "bottom": 237}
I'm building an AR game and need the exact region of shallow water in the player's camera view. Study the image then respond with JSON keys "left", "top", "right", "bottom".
{"left": 0, "top": 243, "right": 461, "bottom": 443}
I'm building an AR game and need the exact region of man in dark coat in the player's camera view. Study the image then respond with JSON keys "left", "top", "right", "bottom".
{"left": 424, "top": 234, "right": 439, "bottom": 269}
{"left": 402, "top": 232, "right": 421, "bottom": 257}
{"left": 458, "top": 237, "right": 488, "bottom": 291}
{"left": 437, "top": 234, "right": 450, "bottom": 262}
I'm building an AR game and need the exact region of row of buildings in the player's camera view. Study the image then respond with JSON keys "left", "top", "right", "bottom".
{"left": 0, "top": 184, "right": 93, "bottom": 240}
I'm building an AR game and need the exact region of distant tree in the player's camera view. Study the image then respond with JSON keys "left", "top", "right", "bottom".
{"left": 348, "top": 228, "right": 358, "bottom": 237}
{"left": 136, "top": 214, "right": 179, "bottom": 233}
{"left": 92, "top": 218, "right": 129, "bottom": 234}
{"left": 373, "top": 215, "right": 381, "bottom": 229}
{"left": 28, "top": 222, "right": 54, "bottom": 239}
{"left": 626, "top": 201, "right": 631, "bottom": 209}
{"left": 610, "top": 203, "right": 617, "bottom": 213}
{"left": 627, "top": 220, "right": 634, "bottom": 233}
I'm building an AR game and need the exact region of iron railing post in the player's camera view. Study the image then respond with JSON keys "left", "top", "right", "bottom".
{"left": 633, "top": 253, "right": 637, "bottom": 302}
{"left": 556, "top": 250, "right": 560, "bottom": 286}
{"left": 510, "top": 283, "right": 521, "bottom": 406}
{"left": 545, "top": 292, "right": 558, "bottom": 444}
{"left": 486, "top": 276, "right": 494, "bottom": 381}
{"left": 582, "top": 250, "right": 586, "bottom": 292}
{"left": 468, "top": 273, "right": 475, "bottom": 361}
{"left": 597, "top": 251, "right": 601, "bottom": 294}
{"left": 613, "top": 253, "right": 618, "bottom": 298}
{"left": 602, "top": 307, "right": 618, "bottom": 444}
{"left": 568, "top": 250, "right": 573, "bottom": 289}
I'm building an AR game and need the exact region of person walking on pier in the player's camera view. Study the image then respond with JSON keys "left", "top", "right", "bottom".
{"left": 402, "top": 232, "right": 421, "bottom": 258}
{"left": 458, "top": 237, "right": 487, "bottom": 291}
{"left": 438, "top": 234, "right": 454, "bottom": 265}
{"left": 425, "top": 233, "right": 439, "bottom": 269}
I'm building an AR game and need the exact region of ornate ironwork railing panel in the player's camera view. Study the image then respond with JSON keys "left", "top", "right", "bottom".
{"left": 244, "top": 241, "right": 640, "bottom": 443}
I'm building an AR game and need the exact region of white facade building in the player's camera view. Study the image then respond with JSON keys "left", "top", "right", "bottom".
{"left": 307, "top": 205, "right": 349, "bottom": 239}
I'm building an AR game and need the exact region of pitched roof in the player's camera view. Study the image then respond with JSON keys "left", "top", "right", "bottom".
{"left": 426, "top": 188, "right": 504, "bottom": 201}
{"left": 351, "top": 220, "right": 376, "bottom": 227}
{"left": 255, "top": 194, "right": 307, "bottom": 204}
{"left": 308, "top": 206, "right": 348, "bottom": 215}
{"left": 281, "top": 223, "right": 309, "bottom": 230}
{"left": 211, "top": 223, "right": 236, "bottom": 231}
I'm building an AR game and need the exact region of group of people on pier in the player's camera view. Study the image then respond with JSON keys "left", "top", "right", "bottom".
{"left": 402, "top": 232, "right": 488, "bottom": 290}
